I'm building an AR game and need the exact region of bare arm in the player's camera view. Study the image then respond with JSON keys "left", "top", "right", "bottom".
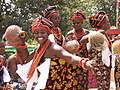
{"left": 25, "top": 51, "right": 35, "bottom": 63}
{"left": 51, "top": 43, "right": 89, "bottom": 67}
{"left": 80, "top": 34, "right": 89, "bottom": 44}
{"left": 7, "top": 56, "right": 19, "bottom": 80}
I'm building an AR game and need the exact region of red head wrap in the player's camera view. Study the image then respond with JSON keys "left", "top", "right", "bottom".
{"left": 31, "top": 16, "right": 54, "bottom": 34}
{"left": 70, "top": 10, "right": 86, "bottom": 21}
{"left": 43, "top": 5, "right": 59, "bottom": 20}
{"left": 89, "top": 11, "right": 108, "bottom": 28}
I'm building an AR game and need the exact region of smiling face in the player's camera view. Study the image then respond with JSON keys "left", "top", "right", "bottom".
{"left": 33, "top": 28, "right": 49, "bottom": 44}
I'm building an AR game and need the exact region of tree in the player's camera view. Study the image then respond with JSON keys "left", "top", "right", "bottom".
{"left": 1, "top": 0, "right": 117, "bottom": 44}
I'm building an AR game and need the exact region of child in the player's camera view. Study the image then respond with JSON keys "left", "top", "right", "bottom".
{"left": 0, "top": 55, "right": 11, "bottom": 90}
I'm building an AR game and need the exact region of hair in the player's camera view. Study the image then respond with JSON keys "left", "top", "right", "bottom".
{"left": 88, "top": 31, "right": 108, "bottom": 48}
{"left": 3, "top": 25, "right": 22, "bottom": 41}
{"left": 89, "top": 11, "right": 108, "bottom": 28}
{"left": 112, "top": 40, "right": 120, "bottom": 55}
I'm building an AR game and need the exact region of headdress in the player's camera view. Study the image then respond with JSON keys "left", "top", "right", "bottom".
{"left": 42, "top": 5, "right": 59, "bottom": 19}
{"left": 70, "top": 10, "right": 86, "bottom": 21}
{"left": 31, "top": 15, "right": 54, "bottom": 34}
{"left": 89, "top": 11, "right": 108, "bottom": 28}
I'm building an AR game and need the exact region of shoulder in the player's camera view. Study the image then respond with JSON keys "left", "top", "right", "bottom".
{"left": 7, "top": 54, "right": 17, "bottom": 63}
{"left": 98, "top": 29, "right": 105, "bottom": 34}
{"left": 48, "top": 42, "right": 63, "bottom": 51}
{"left": 66, "top": 30, "right": 74, "bottom": 36}
{"left": 45, "top": 42, "right": 63, "bottom": 58}
{"left": 83, "top": 28, "right": 90, "bottom": 35}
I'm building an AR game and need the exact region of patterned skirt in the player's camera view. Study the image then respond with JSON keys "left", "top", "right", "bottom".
{"left": 92, "top": 61, "right": 111, "bottom": 90}
{"left": 115, "top": 61, "right": 120, "bottom": 89}
{"left": 45, "top": 58, "right": 88, "bottom": 90}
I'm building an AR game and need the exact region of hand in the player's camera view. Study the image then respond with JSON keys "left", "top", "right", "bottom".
{"left": 5, "top": 83, "right": 13, "bottom": 90}
{"left": 65, "top": 40, "right": 79, "bottom": 53}
{"left": 85, "top": 60, "right": 93, "bottom": 70}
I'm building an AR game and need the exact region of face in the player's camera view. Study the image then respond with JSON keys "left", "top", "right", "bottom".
{"left": 0, "top": 42, "right": 5, "bottom": 55}
{"left": 101, "top": 17, "right": 110, "bottom": 31}
{"left": 72, "top": 18, "right": 83, "bottom": 30}
{"left": 33, "top": 28, "right": 49, "bottom": 44}
{"left": 6, "top": 37, "right": 23, "bottom": 48}
{"left": 50, "top": 13, "right": 60, "bottom": 27}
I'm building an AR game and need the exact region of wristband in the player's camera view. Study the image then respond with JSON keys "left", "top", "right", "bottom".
{"left": 82, "top": 58, "right": 89, "bottom": 70}
{"left": 79, "top": 58, "right": 85, "bottom": 66}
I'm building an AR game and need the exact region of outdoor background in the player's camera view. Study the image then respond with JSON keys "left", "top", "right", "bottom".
{"left": 1, "top": 0, "right": 119, "bottom": 44}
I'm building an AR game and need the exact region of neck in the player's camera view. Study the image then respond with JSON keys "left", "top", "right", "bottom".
{"left": 75, "top": 28, "right": 83, "bottom": 33}
{"left": 16, "top": 48, "right": 29, "bottom": 61}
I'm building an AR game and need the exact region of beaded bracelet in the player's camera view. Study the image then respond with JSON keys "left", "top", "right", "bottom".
{"left": 79, "top": 58, "right": 85, "bottom": 66}
{"left": 81, "top": 58, "right": 89, "bottom": 70}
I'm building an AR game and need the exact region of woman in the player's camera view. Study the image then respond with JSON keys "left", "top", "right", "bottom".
{"left": 42, "top": 5, "right": 64, "bottom": 46}
{"left": 82, "top": 11, "right": 111, "bottom": 46}
{"left": 3, "top": 25, "right": 30, "bottom": 89}
{"left": 23, "top": 16, "right": 92, "bottom": 90}
{"left": 88, "top": 31, "right": 112, "bottom": 90}
{"left": 112, "top": 40, "right": 120, "bottom": 89}
{"left": 64, "top": 10, "right": 90, "bottom": 89}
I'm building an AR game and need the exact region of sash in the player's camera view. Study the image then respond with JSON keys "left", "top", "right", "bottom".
{"left": 27, "top": 39, "right": 50, "bottom": 82}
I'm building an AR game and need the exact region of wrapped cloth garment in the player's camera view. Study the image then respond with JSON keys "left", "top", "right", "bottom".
{"left": 16, "top": 60, "right": 38, "bottom": 90}
{"left": 89, "top": 47, "right": 112, "bottom": 90}
{"left": 17, "top": 57, "right": 88, "bottom": 90}
{"left": 64, "top": 29, "right": 89, "bottom": 90}
{"left": 0, "top": 66, "right": 11, "bottom": 88}
{"left": 44, "top": 58, "right": 88, "bottom": 90}
{"left": 114, "top": 55, "right": 120, "bottom": 89}
{"left": 3, "top": 66, "right": 11, "bottom": 83}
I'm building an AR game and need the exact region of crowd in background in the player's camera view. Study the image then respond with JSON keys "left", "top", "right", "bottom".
{"left": 0, "top": 5, "right": 120, "bottom": 90}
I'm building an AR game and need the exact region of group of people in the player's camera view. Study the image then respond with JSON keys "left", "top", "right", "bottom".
{"left": 0, "top": 5, "right": 120, "bottom": 90}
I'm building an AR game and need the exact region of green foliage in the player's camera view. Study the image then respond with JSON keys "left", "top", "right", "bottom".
{"left": 1, "top": 0, "right": 118, "bottom": 44}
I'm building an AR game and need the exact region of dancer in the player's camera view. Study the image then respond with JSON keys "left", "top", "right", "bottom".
{"left": 65, "top": 10, "right": 90, "bottom": 89}
{"left": 112, "top": 40, "right": 120, "bottom": 89}
{"left": 3, "top": 25, "right": 30, "bottom": 89}
{"left": 88, "top": 31, "right": 111, "bottom": 90}
{"left": 42, "top": 5, "right": 64, "bottom": 46}
{"left": 19, "top": 16, "right": 92, "bottom": 90}
{"left": 0, "top": 55, "right": 11, "bottom": 90}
